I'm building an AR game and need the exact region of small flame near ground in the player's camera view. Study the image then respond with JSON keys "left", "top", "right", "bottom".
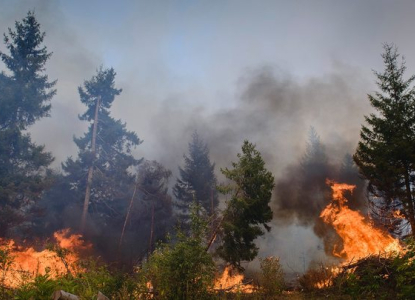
{"left": 214, "top": 266, "right": 254, "bottom": 293}
{"left": 0, "top": 229, "right": 91, "bottom": 288}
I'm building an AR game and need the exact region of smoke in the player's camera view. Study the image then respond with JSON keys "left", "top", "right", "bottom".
{"left": 0, "top": 1, "right": 385, "bottom": 272}
{"left": 137, "top": 64, "right": 373, "bottom": 271}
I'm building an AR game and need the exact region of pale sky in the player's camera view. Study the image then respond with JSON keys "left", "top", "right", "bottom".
{"left": 1, "top": 0, "right": 414, "bottom": 176}
{"left": 0, "top": 1, "right": 413, "bottom": 160}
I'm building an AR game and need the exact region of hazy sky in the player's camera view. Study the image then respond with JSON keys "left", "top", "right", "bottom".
{"left": 2, "top": 0, "right": 414, "bottom": 272}
{"left": 1, "top": 0, "right": 414, "bottom": 169}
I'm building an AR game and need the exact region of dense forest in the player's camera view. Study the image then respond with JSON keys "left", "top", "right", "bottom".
{"left": 1, "top": 11, "right": 415, "bottom": 300}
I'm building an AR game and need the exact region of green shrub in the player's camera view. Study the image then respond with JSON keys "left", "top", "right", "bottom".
{"left": 258, "top": 256, "right": 284, "bottom": 298}
{"left": 139, "top": 204, "right": 216, "bottom": 299}
{"left": 393, "top": 238, "right": 415, "bottom": 299}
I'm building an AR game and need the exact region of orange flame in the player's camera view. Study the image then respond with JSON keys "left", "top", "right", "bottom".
{"left": 320, "top": 180, "right": 402, "bottom": 261}
{"left": 0, "top": 229, "right": 91, "bottom": 287}
{"left": 214, "top": 266, "right": 254, "bottom": 293}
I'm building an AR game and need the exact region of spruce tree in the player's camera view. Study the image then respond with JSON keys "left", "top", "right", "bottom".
{"left": 217, "top": 140, "right": 274, "bottom": 270}
{"left": 354, "top": 44, "right": 415, "bottom": 236}
{"left": 173, "top": 132, "right": 218, "bottom": 225}
{"left": 62, "top": 67, "right": 142, "bottom": 232}
{"left": 0, "top": 12, "right": 55, "bottom": 235}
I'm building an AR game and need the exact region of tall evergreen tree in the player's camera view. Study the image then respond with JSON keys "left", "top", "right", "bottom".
{"left": 0, "top": 12, "right": 55, "bottom": 236}
{"left": 173, "top": 132, "right": 218, "bottom": 225}
{"left": 62, "top": 67, "right": 142, "bottom": 232}
{"left": 354, "top": 44, "right": 415, "bottom": 236}
{"left": 217, "top": 140, "right": 274, "bottom": 270}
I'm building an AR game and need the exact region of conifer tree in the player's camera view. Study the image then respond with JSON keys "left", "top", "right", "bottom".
{"left": 62, "top": 67, "right": 142, "bottom": 232}
{"left": 0, "top": 12, "right": 55, "bottom": 235}
{"left": 173, "top": 132, "right": 218, "bottom": 226}
{"left": 354, "top": 44, "right": 415, "bottom": 236}
{"left": 217, "top": 140, "right": 274, "bottom": 270}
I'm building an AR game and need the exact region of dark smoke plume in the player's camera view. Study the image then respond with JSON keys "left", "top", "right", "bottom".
{"left": 144, "top": 65, "right": 372, "bottom": 269}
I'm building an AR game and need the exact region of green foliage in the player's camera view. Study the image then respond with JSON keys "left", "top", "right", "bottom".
{"left": 0, "top": 11, "right": 56, "bottom": 130}
{"left": 217, "top": 140, "right": 274, "bottom": 270}
{"left": 174, "top": 131, "right": 218, "bottom": 228}
{"left": 8, "top": 259, "right": 135, "bottom": 300}
{"left": 62, "top": 67, "right": 142, "bottom": 228}
{"left": 353, "top": 44, "right": 415, "bottom": 234}
{"left": 133, "top": 160, "right": 173, "bottom": 253}
{"left": 393, "top": 238, "right": 415, "bottom": 299}
{"left": 0, "top": 11, "right": 55, "bottom": 236}
{"left": 258, "top": 256, "right": 284, "bottom": 297}
{"left": 140, "top": 204, "right": 216, "bottom": 299}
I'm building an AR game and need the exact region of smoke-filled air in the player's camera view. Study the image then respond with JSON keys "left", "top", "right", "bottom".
{"left": 2, "top": 1, "right": 415, "bottom": 299}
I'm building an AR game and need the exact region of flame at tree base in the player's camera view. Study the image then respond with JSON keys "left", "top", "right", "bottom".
{"left": 320, "top": 180, "right": 402, "bottom": 261}
{"left": 214, "top": 266, "right": 255, "bottom": 293}
{"left": 0, "top": 229, "right": 91, "bottom": 288}
{"left": 311, "top": 180, "right": 403, "bottom": 289}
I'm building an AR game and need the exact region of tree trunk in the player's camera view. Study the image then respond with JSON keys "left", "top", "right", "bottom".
{"left": 118, "top": 180, "right": 138, "bottom": 252}
{"left": 206, "top": 214, "right": 224, "bottom": 252}
{"left": 148, "top": 199, "right": 155, "bottom": 255}
{"left": 80, "top": 96, "right": 101, "bottom": 232}
{"left": 403, "top": 170, "right": 415, "bottom": 237}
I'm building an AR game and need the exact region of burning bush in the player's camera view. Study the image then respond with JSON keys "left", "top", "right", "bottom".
{"left": 298, "top": 239, "right": 415, "bottom": 300}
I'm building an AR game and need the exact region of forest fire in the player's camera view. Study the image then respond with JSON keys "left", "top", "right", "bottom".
{"left": 305, "top": 181, "right": 404, "bottom": 289}
{"left": 0, "top": 229, "right": 91, "bottom": 288}
{"left": 320, "top": 180, "right": 402, "bottom": 261}
{"left": 214, "top": 266, "right": 255, "bottom": 293}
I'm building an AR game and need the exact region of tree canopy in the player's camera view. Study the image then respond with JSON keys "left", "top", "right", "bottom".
{"left": 354, "top": 44, "right": 415, "bottom": 236}
{"left": 62, "top": 67, "right": 142, "bottom": 232}
{"left": 217, "top": 140, "right": 274, "bottom": 270}
{"left": 174, "top": 131, "right": 218, "bottom": 226}
{"left": 0, "top": 11, "right": 55, "bottom": 236}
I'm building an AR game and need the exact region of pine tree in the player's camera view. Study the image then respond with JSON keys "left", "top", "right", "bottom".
{"left": 173, "top": 132, "right": 218, "bottom": 226}
{"left": 299, "top": 127, "right": 333, "bottom": 221}
{"left": 0, "top": 12, "right": 55, "bottom": 235}
{"left": 119, "top": 160, "right": 173, "bottom": 257}
{"left": 354, "top": 44, "right": 415, "bottom": 236}
{"left": 217, "top": 140, "right": 274, "bottom": 270}
{"left": 62, "top": 67, "right": 142, "bottom": 232}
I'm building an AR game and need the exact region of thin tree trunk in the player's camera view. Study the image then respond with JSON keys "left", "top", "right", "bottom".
{"left": 206, "top": 214, "right": 224, "bottom": 252}
{"left": 403, "top": 170, "right": 415, "bottom": 237}
{"left": 80, "top": 96, "right": 101, "bottom": 232}
{"left": 211, "top": 189, "right": 214, "bottom": 216}
{"left": 148, "top": 199, "right": 155, "bottom": 255}
{"left": 118, "top": 180, "right": 139, "bottom": 252}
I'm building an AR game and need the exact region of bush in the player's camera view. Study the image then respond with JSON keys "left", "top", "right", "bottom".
{"left": 139, "top": 204, "right": 216, "bottom": 299}
{"left": 6, "top": 259, "right": 136, "bottom": 300}
{"left": 258, "top": 256, "right": 284, "bottom": 297}
{"left": 393, "top": 238, "right": 415, "bottom": 299}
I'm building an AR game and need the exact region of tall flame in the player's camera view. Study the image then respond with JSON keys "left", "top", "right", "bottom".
{"left": 0, "top": 229, "right": 91, "bottom": 287}
{"left": 320, "top": 180, "right": 401, "bottom": 261}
